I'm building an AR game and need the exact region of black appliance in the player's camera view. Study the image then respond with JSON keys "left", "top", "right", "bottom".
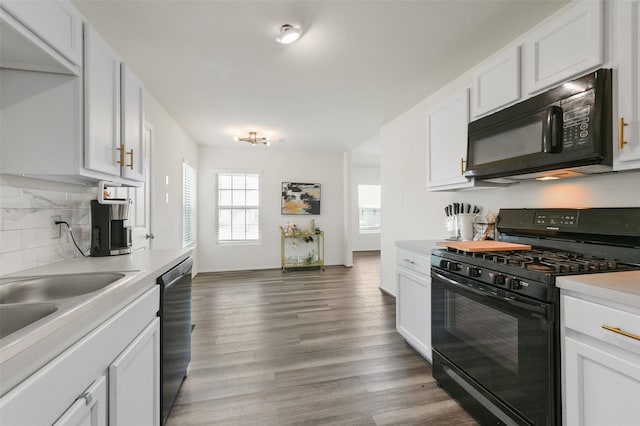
{"left": 431, "top": 208, "right": 640, "bottom": 426}
{"left": 466, "top": 69, "right": 612, "bottom": 182}
{"left": 90, "top": 199, "right": 132, "bottom": 256}
{"left": 157, "top": 256, "right": 193, "bottom": 425}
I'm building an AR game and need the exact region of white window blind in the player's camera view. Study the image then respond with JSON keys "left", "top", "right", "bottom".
{"left": 216, "top": 172, "right": 261, "bottom": 242}
{"left": 358, "top": 184, "right": 381, "bottom": 233}
{"left": 182, "top": 162, "right": 196, "bottom": 247}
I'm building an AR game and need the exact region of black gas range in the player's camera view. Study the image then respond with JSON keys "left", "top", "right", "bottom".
{"left": 431, "top": 208, "right": 640, "bottom": 426}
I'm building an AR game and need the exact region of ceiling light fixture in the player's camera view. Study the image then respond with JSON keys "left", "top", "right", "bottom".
{"left": 234, "top": 131, "right": 270, "bottom": 146}
{"left": 276, "top": 24, "right": 302, "bottom": 44}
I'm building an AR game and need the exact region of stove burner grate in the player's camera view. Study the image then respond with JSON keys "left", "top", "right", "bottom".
{"left": 448, "top": 247, "right": 636, "bottom": 275}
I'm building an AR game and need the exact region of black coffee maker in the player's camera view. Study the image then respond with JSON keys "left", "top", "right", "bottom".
{"left": 90, "top": 198, "right": 133, "bottom": 257}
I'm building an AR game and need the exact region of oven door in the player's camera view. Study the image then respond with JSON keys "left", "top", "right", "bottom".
{"left": 431, "top": 269, "right": 555, "bottom": 426}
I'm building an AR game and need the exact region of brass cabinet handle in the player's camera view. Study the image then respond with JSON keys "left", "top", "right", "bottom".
{"left": 126, "top": 148, "right": 134, "bottom": 170}
{"left": 619, "top": 118, "right": 628, "bottom": 149}
{"left": 116, "top": 144, "right": 126, "bottom": 167}
{"left": 602, "top": 324, "right": 640, "bottom": 341}
{"left": 460, "top": 158, "right": 466, "bottom": 175}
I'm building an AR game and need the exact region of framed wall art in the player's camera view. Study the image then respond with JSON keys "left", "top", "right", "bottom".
{"left": 281, "top": 182, "right": 321, "bottom": 215}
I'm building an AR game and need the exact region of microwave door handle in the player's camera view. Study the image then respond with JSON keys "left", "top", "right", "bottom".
{"left": 543, "top": 106, "right": 563, "bottom": 153}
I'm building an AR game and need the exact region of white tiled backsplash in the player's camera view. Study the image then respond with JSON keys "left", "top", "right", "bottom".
{"left": 0, "top": 175, "right": 97, "bottom": 275}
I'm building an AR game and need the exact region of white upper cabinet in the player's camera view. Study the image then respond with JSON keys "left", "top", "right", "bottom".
{"left": 426, "top": 88, "right": 474, "bottom": 191}
{"left": 121, "top": 64, "right": 145, "bottom": 181}
{"left": 84, "top": 25, "right": 145, "bottom": 183}
{"left": 1, "top": 0, "right": 82, "bottom": 66}
{"left": 84, "top": 24, "right": 121, "bottom": 177}
{"left": 471, "top": 46, "right": 521, "bottom": 119}
{"left": 613, "top": 0, "right": 640, "bottom": 171}
{"left": 0, "top": 21, "right": 146, "bottom": 185}
{"left": 523, "top": 0, "right": 604, "bottom": 94}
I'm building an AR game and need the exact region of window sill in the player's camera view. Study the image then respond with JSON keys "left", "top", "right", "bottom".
{"left": 216, "top": 240, "right": 262, "bottom": 246}
{"left": 359, "top": 229, "right": 381, "bottom": 234}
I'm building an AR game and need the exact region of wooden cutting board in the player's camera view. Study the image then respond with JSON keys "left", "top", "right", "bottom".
{"left": 437, "top": 240, "right": 532, "bottom": 252}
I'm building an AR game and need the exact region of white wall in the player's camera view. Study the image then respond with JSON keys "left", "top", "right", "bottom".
{"left": 144, "top": 91, "right": 199, "bottom": 264}
{"left": 379, "top": 25, "right": 640, "bottom": 295}
{"left": 197, "top": 146, "right": 345, "bottom": 272}
{"left": 351, "top": 167, "right": 381, "bottom": 251}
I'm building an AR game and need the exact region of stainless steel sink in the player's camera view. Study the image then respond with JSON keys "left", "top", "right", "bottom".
{"left": 0, "top": 303, "right": 59, "bottom": 339}
{"left": 0, "top": 273, "right": 125, "bottom": 304}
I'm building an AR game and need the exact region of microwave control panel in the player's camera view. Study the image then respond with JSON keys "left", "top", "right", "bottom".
{"left": 561, "top": 90, "right": 595, "bottom": 150}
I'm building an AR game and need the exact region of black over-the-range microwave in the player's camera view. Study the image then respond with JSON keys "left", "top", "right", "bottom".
{"left": 465, "top": 68, "right": 612, "bottom": 182}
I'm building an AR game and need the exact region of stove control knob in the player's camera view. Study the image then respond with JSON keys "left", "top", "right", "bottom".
{"left": 466, "top": 266, "right": 481, "bottom": 277}
{"left": 440, "top": 260, "right": 460, "bottom": 271}
{"left": 507, "top": 277, "right": 523, "bottom": 290}
{"left": 489, "top": 273, "right": 506, "bottom": 286}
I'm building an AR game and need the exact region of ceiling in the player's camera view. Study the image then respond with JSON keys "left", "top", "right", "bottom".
{"left": 72, "top": 0, "right": 568, "bottom": 156}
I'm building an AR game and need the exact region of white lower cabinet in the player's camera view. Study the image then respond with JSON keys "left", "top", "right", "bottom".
{"left": 0, "top": 286, "right": 160, "bottom": 426}
{"left": 54, "top": 376, "right": 107, "bottom": 426}
{"left": 109, "top": 318, "right": 160, "bottom": 426}
{"left": 396, "top": 247, "right": 432, "bottom": 361}
{"left": 561, "top": 293, "right": 640, "bottom": 426}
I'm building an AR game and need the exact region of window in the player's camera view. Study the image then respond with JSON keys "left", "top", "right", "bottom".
{"left": 182, "top": 162, "right": 196, "bottom": 247}
{"left": 216, "top": 172, "right": 260, "bottom": 242}
{"left": 358, "top": 184, "right": 381, "bottom": 233}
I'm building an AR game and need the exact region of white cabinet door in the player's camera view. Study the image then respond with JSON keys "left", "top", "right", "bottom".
{"left": 426, "top": 88, "right": 473, "bottom": 191}
{"left": 53, "top": 376, "right": 107, "bottom": 426}
{"left": 471, "top": 46, "right": 521, "bottom": 119}
{"left": 524, "top": 0, "right": 603, "bottom": 94}
{"left": 0, "top": 0, "right": 82, "bottom": 65}
{"left": 397, "top": 268, "right": 431, "bottom": 361}
{"left": 121, "top": 64, "right": 145, "bottom": 181}
{"left": 563, "top": 336, "right": 640, "bottom": 426}
{"left": 109, "top": 318, "right": 160, "bottom": 426}
{"left": 614, "top": 0, "right": 640, "bottom": 171}
{"left": 84, "top": 24, "right": 121, "bottom": 177}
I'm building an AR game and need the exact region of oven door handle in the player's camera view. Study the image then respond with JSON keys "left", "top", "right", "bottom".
{"left": 432, "top": 270, "right": 548, "bottom": 314}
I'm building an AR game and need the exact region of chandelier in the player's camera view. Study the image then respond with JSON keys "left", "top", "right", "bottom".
{"left": 234, "top": 132, "right": 270, "bottom": 146}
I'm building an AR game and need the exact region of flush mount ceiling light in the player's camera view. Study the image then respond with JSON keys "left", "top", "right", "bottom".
{"left": 234, "top": 131, "right": 270, "bottom": 146}
{"left": 276, "top": 24, "right": 302, "bottom": 44}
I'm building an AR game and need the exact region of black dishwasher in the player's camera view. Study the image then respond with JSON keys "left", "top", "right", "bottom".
{"left": 157, "top": 256, "right": 193, "bottom": 425}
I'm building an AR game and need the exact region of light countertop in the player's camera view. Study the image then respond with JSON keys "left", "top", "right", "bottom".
{"left": 557, "top": 270, "right": 640, "bottom": 308}
{"left": 0, "top": 248, "right": 192, "bottom": 396}
{"left": 396, "top": 240, "right": 445, "bottom": 256}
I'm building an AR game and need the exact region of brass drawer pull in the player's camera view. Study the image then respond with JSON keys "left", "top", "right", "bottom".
{"left": 460, "top": 158, "right": 466, "bottom": 175}
{"left": 126, "top": 148, "right": 134, "bottom": 170}
{"left": 116, "top": 144, "right": 126, "bottom": 167}
{"left": 619, "top": 118, "right": 628, "bottom": 149}
{"left": 602, "top": 325, "right": 640, "bottom": 341}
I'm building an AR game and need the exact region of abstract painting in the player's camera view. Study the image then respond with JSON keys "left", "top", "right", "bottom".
{"left": 281, "top": 182, "right": 321, "bottom": 215}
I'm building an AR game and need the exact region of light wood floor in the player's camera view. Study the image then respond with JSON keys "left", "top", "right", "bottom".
{"left": 166, "top": 252, "right": 477, "bottom": 425}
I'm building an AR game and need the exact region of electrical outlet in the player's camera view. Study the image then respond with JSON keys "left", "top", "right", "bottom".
{"left": 51, "top": 215, "right": 62, "bottom": 239}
